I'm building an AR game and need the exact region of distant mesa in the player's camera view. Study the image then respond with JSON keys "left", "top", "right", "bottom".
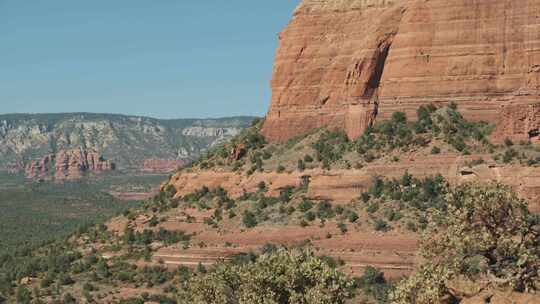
{"left": 0, "top": 113, "right": 254, "bottom": 177}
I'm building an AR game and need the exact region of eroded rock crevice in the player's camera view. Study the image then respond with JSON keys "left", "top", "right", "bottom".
{"left": 344, "top": 34, "right": 396, "bottom": 140}
{"left": 364, "top": 41, "right": 392, "bottom": 99}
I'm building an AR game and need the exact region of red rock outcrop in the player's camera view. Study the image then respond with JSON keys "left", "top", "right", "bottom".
{"left": 55, "top": 149, "right": 114, "bottom": 180}
{"left": 25, "top": 149, "right": 114, "bottom": 180}
{"left": 142, "top": 159, "right": 185, "bottom": 173}
{"left": 262, "top": 0, "right": 540, "bottom": 142}
{"left": 25, "top": 154, "right": 54, "bottom": 179}
{"left": 230, "top": 144, "right": 247, "bottom": 161}
{"left": 492, "top": 103, "right": 540, "bottom": 143}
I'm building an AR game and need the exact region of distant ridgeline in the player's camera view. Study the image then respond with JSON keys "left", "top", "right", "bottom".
{"left": 0, "top": 113, "right": 255, "bottom": 179}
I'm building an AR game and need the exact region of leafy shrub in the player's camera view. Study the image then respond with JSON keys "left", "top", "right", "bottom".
{"left": 383, "top": 208, "right": 400, "bottom": 221}
{"left": 177, "top": 249, "right": 356, "bottom": 304}
{"left": 304, "top": 211, "right": 316, "bottom": 222}
{"left": 393, "top": 183, "right": 540, "bottom": 303}
{"left": 373, "top": 219, "right": 389, "bottom": 232}
{"left": 149, "top": 215, "right": 159, "bottom": 227}
{"left": 358, "top": 266, "right": 392, "bottom": 303}
{"left": 364, "top": 173, "right": 448, "bottom": 214}
{"left": 116, "top": 271, "right": 135, "bottom": 282}
{"left": 502, "top": 148, "right": 518, "bottom": 163}
{"left": 348, "top": 211, "right": 359, "bottom": 223}
{"left": 297, "top": 159, "right": 306, "bottom": 172}
{"left": 298, "top": 199, "right": 314, "bottom": 212}
{"left": 312, "top": 130, "right": 349, "bottom": 165}
{"left": 242, "top": 210, "right": 257, "bottom": 228}
{"left": 337, "top": 222, "right": 348, "bottom": 234}
{"left": 360, "top": 192, "right": 370, "bottom": 203}
{"left": 366, "top": 202, "right": 379, "bottom": 214}
{"left": 124, "top": 227, "right": 190, "bottom": 246}
{"left": 316, "top": 201, "right": 335, "bottom": 219}
{"left": 279, "top": 186, "right": 294, "bottom": 203}
{"left": 15, "top": 286, "right": 31, "bottom": 304}
{"left": 257, "top": 181, "right": 267, "bottom": 192}
{"left": 262, "top": 150, "right": 272, "bottom": 160}
{"left": 63, "top": 293, "right": 77, "bottom": 304}
{"left": 58, "top": 272, "right": 75, "bottom": 285}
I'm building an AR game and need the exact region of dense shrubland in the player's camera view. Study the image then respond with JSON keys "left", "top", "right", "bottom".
{"left": 357, "top": 104, "right": 492, "bottom": 154}
{"left": 0, "top": 220, "right": 193, "bottom": 303}
{"left": 0, "top": 182, "right": 140, "bottom": 301}
{"left": 0, "top": 182, "right": 136, "bottom": 255}
{"left": 359, "top": 172, "right": 449, "bottom": 232}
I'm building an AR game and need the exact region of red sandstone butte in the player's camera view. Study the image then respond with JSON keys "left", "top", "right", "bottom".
{"left": 262, "top": 0, "right": 540, "bottom": 142}
{"left": 55, "top": 149, "right": 114, "bottom": 180}
{"left": 25, "top": 149, "right": 114, "bottom": 180}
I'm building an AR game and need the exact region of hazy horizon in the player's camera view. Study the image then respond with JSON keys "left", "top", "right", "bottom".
{"left": 0, "top": 1, "right": 299, "bottom": 119}
{"left": 0, "top": 110, "right": 259, "bottom": 120}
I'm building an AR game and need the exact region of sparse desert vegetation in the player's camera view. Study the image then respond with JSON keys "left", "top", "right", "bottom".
{"left": 1, "top": 165, "right": 537, "bottom": 303}
{"left": 187, "top": 105, "right": 520, "bottom": 175}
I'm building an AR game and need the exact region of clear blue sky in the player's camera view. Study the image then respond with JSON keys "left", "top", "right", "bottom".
{"left": 0, "top": 1, "right": 299, "bottom": 118}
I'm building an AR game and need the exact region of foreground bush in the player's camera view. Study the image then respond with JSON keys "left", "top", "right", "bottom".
{"left": 177, "top": 248, "right": 356, "bottom": 304}
{"left": 393, "top": 183, "right": 540, "bottom": 303}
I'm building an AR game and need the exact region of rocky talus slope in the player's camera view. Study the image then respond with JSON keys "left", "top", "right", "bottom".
{"left": 0, "top": 113, "right": 253, "bottom": 176}
{"left": 262, "top": 0, "right": 540, "bottom": 142}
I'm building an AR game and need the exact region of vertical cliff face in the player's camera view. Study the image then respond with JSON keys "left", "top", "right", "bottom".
{"left": 262, "top": 0, "right": 540, "bottom": 142}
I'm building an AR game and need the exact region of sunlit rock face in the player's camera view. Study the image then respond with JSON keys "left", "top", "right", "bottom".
{"left": 262, "top": 0, "right": 540, "bottom": 142}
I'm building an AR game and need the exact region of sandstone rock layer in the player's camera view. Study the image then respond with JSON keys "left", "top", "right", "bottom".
{"left": 142, "top": 159, "right": 185, "bottom": 173}
{"left": 25, "top": 149, "right": 114, "bottom": 180}
{"left": 262, "top": 0, "right": 540, "bottom": 142}
{"left": 167, "top": 153, "right": 540, "bottom": 213}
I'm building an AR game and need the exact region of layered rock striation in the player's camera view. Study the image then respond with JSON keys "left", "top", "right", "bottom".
{"left": 262, "top": 0, "right": 540, "bottom": 142}
{"left": 142, "top": 159, "right": 185, "bottom": 173}
{"left": 166, "top": 153, "right": 540, "bottom": 213}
